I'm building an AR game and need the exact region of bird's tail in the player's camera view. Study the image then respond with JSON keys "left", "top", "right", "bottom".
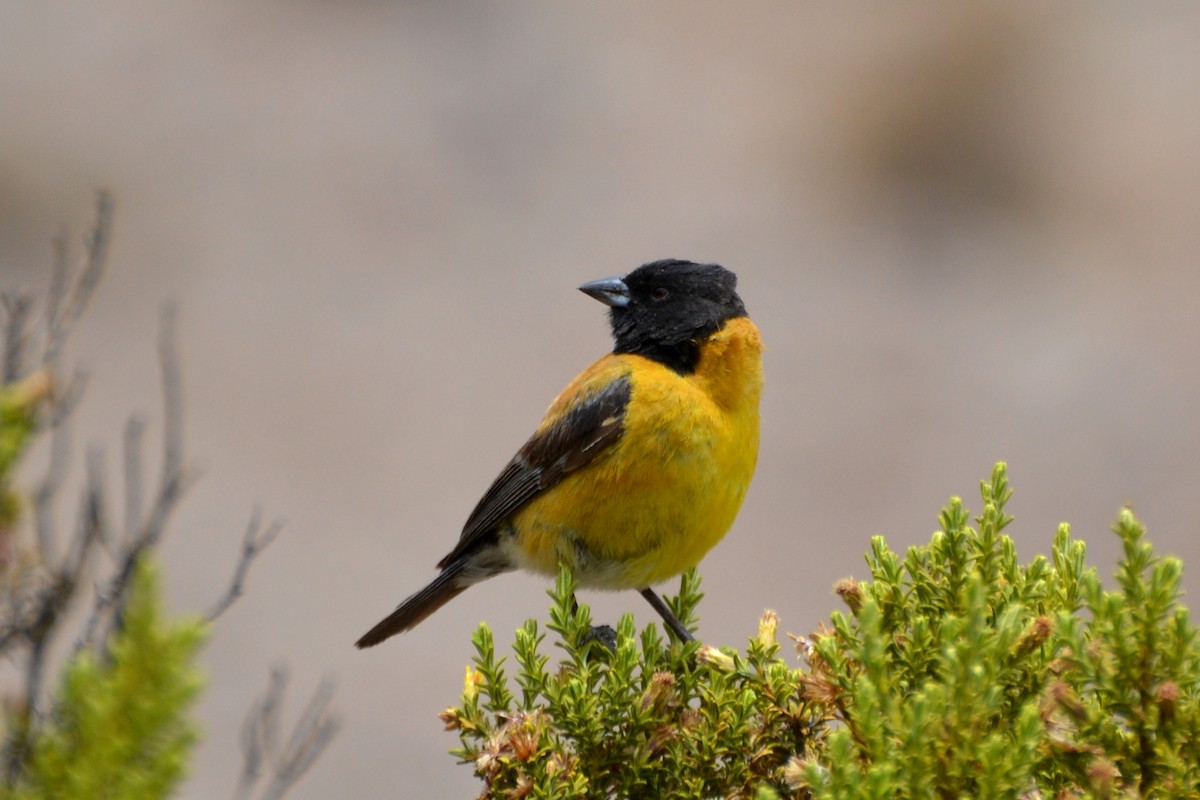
{"left": 355, "top": 560, "right": 469, "bottom": 648}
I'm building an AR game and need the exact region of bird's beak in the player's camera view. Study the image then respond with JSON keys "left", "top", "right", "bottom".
{"left": 579, "top": 276, "right": 631, "bottom": 308}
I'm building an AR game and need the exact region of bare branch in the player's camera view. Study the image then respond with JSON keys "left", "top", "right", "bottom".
{"left": 46, "top": 367, "right": 88, "bottom": 428}
{"left": 3, "top": 446, "right": 111, "bottom": 711}
{"left": 72, "top": 579, "right": 118, "bottom": 656}
{"left": 233, "top": 667, "right": 287, "bottom": 800}
{"left": 266, "top": 677, "right": 339, "bottom": 799}
{"left": 43, "top": 192, "right": 113, "bottom": 367}
{"left": 233, "top": 668, "right": 340, "bottom": 800}
{"left": 1, "top": 292, "right": 33, "bottom": 382}
{"left": 76, "top": 192, "right": 113, "bottom": 310}
{"left": 64, "top": 446, "right": 108, "bottom": 582}
{"left": 122, "top": 416, "right": 145, "bottom": 546}
{"left": 158, "top": 303, "right": 185, "bottom": 494}
{"left": 45, "top": 229, "right": 69, "bottom": 348}
{"left": 5, "top": 636, "right": 46, "bottom": 782}
{"left": 206, "top": 511, "right": 283, "bottom": 622}
{"left": 32, "top": 401, "right": 71, "bottom": 566}
{"left": 3, "top": 195, "right": 334, "bottom": 798}
{"left": 102, "top": 304, "right": 195, "bottom": 636}
{"left": 0, "top": 202, "right": 110, "bottom": 780}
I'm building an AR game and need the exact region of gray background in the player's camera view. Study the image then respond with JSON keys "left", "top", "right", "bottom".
{"left": 3, "top": 3, "right": 1199, "bottom": 797}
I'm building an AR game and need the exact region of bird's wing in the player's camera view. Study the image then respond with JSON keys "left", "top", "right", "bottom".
{"left": 436, "top": 365, "right": 632, "bottom": 569}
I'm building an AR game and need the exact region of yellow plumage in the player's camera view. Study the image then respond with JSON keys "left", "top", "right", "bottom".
{"left": 507, "top": 316, "right": 763, "bottom": 588}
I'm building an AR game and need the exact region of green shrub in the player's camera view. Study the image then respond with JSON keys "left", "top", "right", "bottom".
{"left": 444, "top": 464, "right": 1199, "bottom": 799}
{"left": 9, "top": 560, "right": 206, "bottom": 800}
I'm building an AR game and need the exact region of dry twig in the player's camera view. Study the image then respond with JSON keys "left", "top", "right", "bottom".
{"left": 207, "top": 510, "right": 284, "bottom": 622}
{"left": 234, "top": 668, "right": 340, "bottom": 800}
{"left": 0, "top": 194, "right": 330, "bottom": 797}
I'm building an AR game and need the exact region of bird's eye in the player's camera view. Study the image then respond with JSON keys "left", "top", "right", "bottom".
{"left": 650, "top": 287, "right": 670, "bottom": 302}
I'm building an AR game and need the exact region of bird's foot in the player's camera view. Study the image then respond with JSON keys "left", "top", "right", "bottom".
{"left": 580, "top": 624, "right": 618, "bottom": 652}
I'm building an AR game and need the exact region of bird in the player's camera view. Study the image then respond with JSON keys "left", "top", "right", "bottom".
{"left": 356, "top": 259, "right": 762, "bottom": 648}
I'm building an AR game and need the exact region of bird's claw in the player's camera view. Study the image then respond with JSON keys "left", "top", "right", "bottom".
{"left": 580, "top": 624, "right": 618, "bottom": 652}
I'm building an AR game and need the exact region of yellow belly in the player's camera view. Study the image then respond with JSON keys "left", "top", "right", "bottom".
{"left": 508, "top": 317, "right": 763, "bottom": 589}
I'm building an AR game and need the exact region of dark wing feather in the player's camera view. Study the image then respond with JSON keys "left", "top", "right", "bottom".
{"left": 436, "top": 372, "right": 631, "bottom": 569}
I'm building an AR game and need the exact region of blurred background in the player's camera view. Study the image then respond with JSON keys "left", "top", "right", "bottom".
{"left": 3, "top": 2, "right": 1199, "bottom": 796}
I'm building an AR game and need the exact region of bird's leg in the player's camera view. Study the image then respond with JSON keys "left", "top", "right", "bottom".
{"left": 640, "top": 587, "right": 696, "bottom": 642}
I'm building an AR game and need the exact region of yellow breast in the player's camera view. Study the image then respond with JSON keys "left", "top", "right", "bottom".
{"left": 511, "top": 316, "right": 763, "bottom": 589}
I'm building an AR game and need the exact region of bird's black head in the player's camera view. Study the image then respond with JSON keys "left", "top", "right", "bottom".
{"left": 579, "top": 259, "right": 747, "bottom": 374}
